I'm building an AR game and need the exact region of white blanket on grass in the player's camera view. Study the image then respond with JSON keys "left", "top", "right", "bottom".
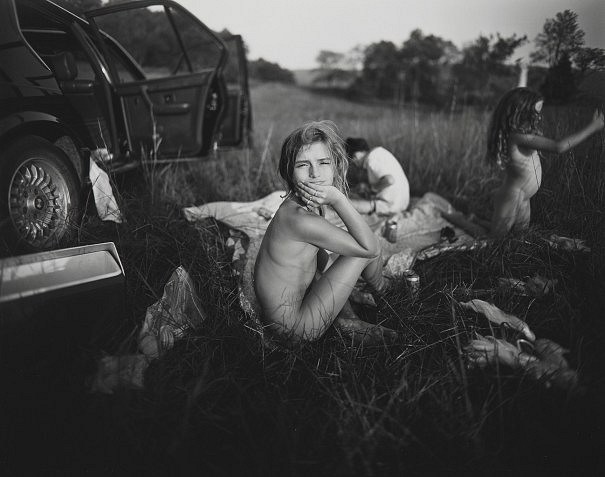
{"left": 182, "top": 191, "right": 483, "bottom": 333}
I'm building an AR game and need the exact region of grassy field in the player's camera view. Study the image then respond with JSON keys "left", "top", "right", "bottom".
{"left": 4, "top": 82, "right": 605, "bottom": 476}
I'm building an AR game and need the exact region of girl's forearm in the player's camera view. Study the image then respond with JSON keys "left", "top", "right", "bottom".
{"left": 350, "top": 197, "right": 374, "bottom": 214}
{"left": 556, "top": 120, "right": 602, "bottom": 153}
{"left": 332, "top": 196, "right": 379, "bottom": 257}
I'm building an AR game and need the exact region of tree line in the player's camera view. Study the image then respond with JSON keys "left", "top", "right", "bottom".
{"left": 314, "top": 10, "right": 604, "bottom": 106}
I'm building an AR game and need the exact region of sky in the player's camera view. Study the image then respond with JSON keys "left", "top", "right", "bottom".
{"left": 177, "top": 0, "right": 605, "bottom": 70}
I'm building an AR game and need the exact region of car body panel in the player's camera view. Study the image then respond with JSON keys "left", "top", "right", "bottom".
{"left": 1, "top": 0, "right": 251, "bottom": 170}
{"left": 85, "top": 0, "right": 232, "bottom": 159}
{"left": 0, "top": 242, "right": 127, "bottom": 373}
{"left": 219, "top": 34, "right": 253, "bottom": 147}
{"left": 0, "top": 0, "right": 252, "bottom": 250}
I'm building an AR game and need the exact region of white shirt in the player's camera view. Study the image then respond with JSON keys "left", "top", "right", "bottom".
{"left": 364, "top": 146, "right": 410, "bottom": 215}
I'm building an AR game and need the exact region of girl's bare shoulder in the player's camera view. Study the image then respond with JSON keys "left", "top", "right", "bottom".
{"left": 278, "top": 197, "right": 312, "bottom": 215}
{"left": 274, "top": 198, "right": 314, "bottom": 226}
{"left": 275, "top": 197, "right": 301, "bottom": 217}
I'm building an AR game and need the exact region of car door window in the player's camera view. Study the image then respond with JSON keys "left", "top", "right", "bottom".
{"left": 96, "top": 35, "right": 142, "bottom": 83}
{"left": 167, "top": 6, "right": 223, "bottom": 74}
{"left": 92, "top": 4, "right": 222, "bottom": 80}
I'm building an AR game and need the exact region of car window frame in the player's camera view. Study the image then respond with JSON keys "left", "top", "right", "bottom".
{"left": 84, "top": 0, "right": 227, "bottom": 86}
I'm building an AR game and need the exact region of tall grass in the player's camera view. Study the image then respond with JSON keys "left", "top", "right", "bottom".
{"left": 5, "top": 82, "right": 605, "bottom": 475}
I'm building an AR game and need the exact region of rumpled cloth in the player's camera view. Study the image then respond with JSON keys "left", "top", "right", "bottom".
{"left": 460, "top": 299, "right": 535, "bottom": 341}
{"left": 89, "top": 154, "right": 123, "bottom": 223}
{"left": 455, "top": 274, "right": 558, "bottom": 300}
{"left": 543, "top": 234, "right": 591, "bottom": 252}
{"left": 465, "top": 334, "right": 579, "bottom": 391}
{"left": 89, "top": 266, "right": 205, "bottom": 393}
{"left": 182, "top": 191, "right": 479, "bottom": 340}
{"left": 461, "top": 300, "right": 579, "bottom": 391}
{"left": 497, "top": 275, "right": 557, "bottom": 298}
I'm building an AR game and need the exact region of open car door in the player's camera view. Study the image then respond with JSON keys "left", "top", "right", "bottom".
{"left": 85, "top": 0, "right": 227, "bottom": 161}
{"left": 218, "top": 34, "right": 252, "bottom": 148}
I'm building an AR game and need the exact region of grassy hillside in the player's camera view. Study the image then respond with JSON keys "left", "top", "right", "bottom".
{"left": 4, "top": 82, "right": 605, "bottom": 475}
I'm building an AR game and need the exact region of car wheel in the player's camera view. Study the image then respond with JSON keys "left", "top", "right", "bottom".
{"left": 1, "top": 136, "right": 81, "bottom": 251}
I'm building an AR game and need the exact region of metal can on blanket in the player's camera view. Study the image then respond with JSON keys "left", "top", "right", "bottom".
{"left": 384, "top": 218, "right": 398, "bottom": 243}
{"left": 403, "top": 269, "right": 420, "bottom": 300}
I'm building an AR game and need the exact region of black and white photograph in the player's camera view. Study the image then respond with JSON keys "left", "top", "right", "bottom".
{"left": 1, "top": 0, "right": 604, "bottom": 474}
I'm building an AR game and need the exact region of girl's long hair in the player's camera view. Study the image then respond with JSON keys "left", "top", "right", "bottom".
{"left": 486, "top": 87, "right": 543, "bottom": 169}
{"left": 279, "top": 120, "right": 349, "bottom": 198}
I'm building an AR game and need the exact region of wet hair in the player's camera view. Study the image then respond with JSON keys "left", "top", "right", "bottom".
{"left": 345, "top": 137, "right": 370, "bottom": 158}
{"left": 486, "top": 87, "right": 544, "bottom": 169}
{"left": 279, "top": 120, "right": 349, "bottom": 197}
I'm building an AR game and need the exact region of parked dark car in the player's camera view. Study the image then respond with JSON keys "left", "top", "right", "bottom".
{"left": 0, "top": 0, "right": 252, "bottom": 251}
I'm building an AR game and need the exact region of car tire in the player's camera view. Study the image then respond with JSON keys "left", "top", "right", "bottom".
{"left": 0, "top": 136, "right": 81, "bottom": 251}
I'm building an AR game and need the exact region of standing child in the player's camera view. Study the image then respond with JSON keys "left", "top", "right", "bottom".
{"left": 254, "top": 121, "right": 396, "bottom": 342}
{"left": 486, "top": 87, "right": 604, "bottom": 236}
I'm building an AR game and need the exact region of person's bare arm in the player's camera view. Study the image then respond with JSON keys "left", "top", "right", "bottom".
{"left": 349, "top": 197, "right": 375, "bottom": 214}
{"left": 513, "top": 110, "right": 604, "bottom": 154}
{"left": 374, "top": 174, "right": 395, "bottom": 192}
{"left": 294, "top": 182, "right": 379, "bottom": 258}
{"left": 349, "top": 174, "right": 395, "bottom": 214}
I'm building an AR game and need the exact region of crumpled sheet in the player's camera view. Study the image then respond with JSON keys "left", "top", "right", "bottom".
{"left": 461, "top": 300, "right": 579, "bottom": 391}
{"left": 455, "top": 274, "right": 558, "bottom": 300}
{"left": 182, "top": 191, "right": 480, "bottom": 340}
{"left": 89, "top": 266, "right": 205, "bottom": 394}
{"left": 544, "top": 234, "right": 591, "bottom": 252}
{"left": 497, "top": 275, "right": 558, "bottom": 298}
{"left": 461, "top": 299, "right": 535, "bottom": 341}
{"left": 89, "top": 154, "right": 123, "bottom": 223}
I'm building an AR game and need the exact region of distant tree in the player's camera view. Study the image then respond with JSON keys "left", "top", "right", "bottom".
{"left": 531, "top": 10, "right": 605, "bottom": 100}
{"left": 531, "top": 10, "right": 584, "bottom": 67}
{"left": 359, "top": 41, "right": 400, "bottom": 100}
{"left": 458, "top": 33, "right": 527, "bottom": 74}
{"left": 453, "top": 33, "right": 527, "bottom": 104}
{"left": 316, "top": 50, "right": 345, "bottom": 70}
{"left": 575, "top": 47, "right": 605, "bottom": 76}
{"left": 313, "top": 50, "right": 357, "bottom": 88}
{"left": 343, "top": 45, "right": 365, "bottom": 71}
{"left": 248, "top": 58, "right": 294, "bottom": 84}
{"left": 399, "top": 29, "right": 459, "bottom": 104}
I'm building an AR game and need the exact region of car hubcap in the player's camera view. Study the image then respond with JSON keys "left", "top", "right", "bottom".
{"left": 8, "top": 161, "right": 70, "bottom": 247}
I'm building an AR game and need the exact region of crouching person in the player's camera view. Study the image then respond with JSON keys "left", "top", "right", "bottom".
{"left": 345, "top": 137, "right": 410, "bottom": 217}
{"left": 253, "top": 121, "right": 396, "bottom": 344}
